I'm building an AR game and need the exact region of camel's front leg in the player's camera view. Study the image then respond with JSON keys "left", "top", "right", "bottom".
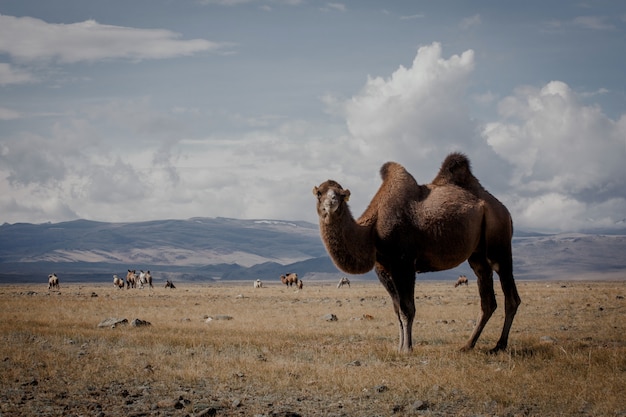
{"left": 375, "top": 264, "right": 411, "bottom": 352}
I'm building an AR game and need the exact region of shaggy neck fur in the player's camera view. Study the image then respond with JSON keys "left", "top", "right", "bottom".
{"left": 319, "top": 203, "right": 376, "bottom": 274}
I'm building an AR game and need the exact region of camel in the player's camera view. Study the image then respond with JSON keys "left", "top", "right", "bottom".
{"left": 145, "top": 271, "right": 153, "bottom": 288}
{"left": 126, "top": 270, "right": 137, "bottom": 289}
{"left": 455, "top": 275, "right": 469, "bottom": 287}
{"left": 138, "top": 270, "right": 153, "bottom": 289}
{"left": 113, "top": 274, "right": 124, "bottom": 289}
{"left": 337, "top": 277, "right": 351, "bottom": 288}
{"left": 280, "top": 273, "right": 298, "bottom": 287}
{"left": 313, "top": 152, "right": 521, "bottom": 353}
{"left": 48, "top": 273, "right": 59, "bottom": 290}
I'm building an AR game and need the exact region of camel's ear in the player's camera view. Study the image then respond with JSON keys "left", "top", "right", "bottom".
{"left": 342, "top": 189, "right": 351, "bottom": 202}
{"left": 312, "top": 186, "right": 319, "bottom": 196}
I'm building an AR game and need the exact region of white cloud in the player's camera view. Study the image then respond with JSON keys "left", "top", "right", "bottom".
{"left": 0, "top": 63, "right": 36, "bottom": 86}
{"left": 460, "top": 14, "right": 481, "bottom": 30}
{"left": 0, "top": 106, "right": 21, "bottom": 120}
{"left": 400, "top": 14, "right": 425, "bottom": 20}
{"left": 343, "top": 42, "right": 477, "bottom": 169}
{"left": 572, "top": 16, "right": 615, "bottom": 31}
{"left": 0, "top": 15, "right": 222, "bottom": 63}
{"left": 483, "top": 80, "right": 626, "bottom": 230}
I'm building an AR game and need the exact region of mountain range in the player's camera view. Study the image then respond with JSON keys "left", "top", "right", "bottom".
{"left": 1, "top": 217, "right": 625, "bottom": 284}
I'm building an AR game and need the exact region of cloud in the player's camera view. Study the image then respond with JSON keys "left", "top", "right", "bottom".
{"left": 400, "top": 14, "right": 425, "bottom": 20}
{"left": 542, "top": 15, "right": 617, "bottom": 32}
{"left": 0, "top": 14, "right": 223, "bottom": 63}
{"left": 0, "top": 63, "right": 36, "bottom": 86}
{"left": 342, "top": 42, "right": 477, "bottom": 169}
{"left": 460, "top": 14, "right": 481, "bottom": 30}
{"left": 482, "top": 80, "right": 626, "bottom": 230}
{"left": 0, "top": 106, "right": 21, "bottom": 120}
{"left": 322, "top": 3, "right": 347, "bottom": 12}
{"left": 572, "top": 16, "right": 615, "bottom": 31}
{"left": 196, "top": 0, "right": 303, "bottom": 5}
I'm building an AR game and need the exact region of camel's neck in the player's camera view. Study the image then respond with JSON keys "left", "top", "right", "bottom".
{"left": 319, "top": 207, "right": 376, "bottom": 274}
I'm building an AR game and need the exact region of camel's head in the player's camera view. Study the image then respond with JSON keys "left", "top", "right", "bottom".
{"left": 313, "top": 180, "right": 350, "bottom": 222}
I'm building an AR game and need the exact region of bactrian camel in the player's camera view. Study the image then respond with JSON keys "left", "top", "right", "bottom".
{"left": 455, "top": 275, "right": 469, "bottom": 287}
{"left": 313, "top": 152, "right": 521, "bottom": 353}
{"left": 48, "top": 273, "right": 59, "bottom": 290}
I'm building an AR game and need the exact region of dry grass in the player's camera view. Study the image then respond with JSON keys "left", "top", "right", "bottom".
{"left": 1, "top": 279, "right": 625, "bottom": 416}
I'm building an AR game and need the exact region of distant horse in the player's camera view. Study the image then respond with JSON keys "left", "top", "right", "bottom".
{"left": 254, "top": 279, "right": 263, "bottom": 288}
{"left": 165, "top": 280, "right": 176, "bottom": 289}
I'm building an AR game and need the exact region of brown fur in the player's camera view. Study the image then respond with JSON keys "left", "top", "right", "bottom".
{"left": 113, "top": 275, "right": 124, "bottom": 289}
{"left": 280, "top": 273, "right": 298, "bottom": 287}
{"left": 455, "top": 275, "right": 469, "bottom": 287}
{"left": 126, "top": 270, "right": 137, "bottom": 289}
{"left": 313, "top": 152, "right": 521, "bottom": 353}
{"left": 146, "top": 271, "right": 153, "bottom": 288}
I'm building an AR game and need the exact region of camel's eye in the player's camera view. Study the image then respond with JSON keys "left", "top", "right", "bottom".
{"left": 317, "top": 191, "right": 322, "bottom": 198}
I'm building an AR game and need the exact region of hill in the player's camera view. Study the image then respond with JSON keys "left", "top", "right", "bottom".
{"left": 0, "top": 218, "right": 624, "bottom": 283}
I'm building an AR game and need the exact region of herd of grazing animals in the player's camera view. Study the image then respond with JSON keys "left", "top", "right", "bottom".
{"left": 39, "top": 153, "right": 519, "bottom": 355}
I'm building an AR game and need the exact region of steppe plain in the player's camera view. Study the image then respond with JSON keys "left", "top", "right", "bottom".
{"left": 1, "top": 278, "right": 625, "bottom": 416}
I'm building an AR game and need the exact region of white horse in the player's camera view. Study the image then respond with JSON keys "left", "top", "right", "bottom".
{"left": 254, "top": 279, "right": 263, "bottom": 288}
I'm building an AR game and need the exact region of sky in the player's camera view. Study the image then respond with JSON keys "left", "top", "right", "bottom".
{"left": 0, "top": 0, "right": 625, "bottom": 233}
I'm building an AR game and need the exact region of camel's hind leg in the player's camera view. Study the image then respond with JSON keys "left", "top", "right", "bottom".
{"left": 492, "top": 257, "right": 521, "bottom": 352}
{"left": 461, "top": 253, "right": 497, "bottom": 352}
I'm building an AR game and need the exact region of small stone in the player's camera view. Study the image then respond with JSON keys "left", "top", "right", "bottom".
{"left": 374, "top": 384, "right": 388, "bottom": 393}
{"left": 157, "top": 399, "right": 178, "bottom": 408}
{"left": 131, "top": 318, "right": 151, "bottom": 327}
{"left": 209, "top": 315, "right": 233, "bottom": 321}
{"left": 323, "top": 313, "right": 338, "bottom": 321}
{"left": 98, "top": 317, "right": 128, "bottom": 328}
{"left": 410, "top": 400, "right": 428, "bottom": 411}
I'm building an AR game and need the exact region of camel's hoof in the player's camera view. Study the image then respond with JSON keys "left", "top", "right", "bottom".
{"left": 487, "top": 345, "right": 507, "bottom": 355}
{"left": 459, "top": 343, "right": 474, "bottom": 352}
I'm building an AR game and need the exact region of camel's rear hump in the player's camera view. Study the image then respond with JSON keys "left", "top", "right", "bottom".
{"left": 431, "top": 152, "right": 481, "bottom": 191}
